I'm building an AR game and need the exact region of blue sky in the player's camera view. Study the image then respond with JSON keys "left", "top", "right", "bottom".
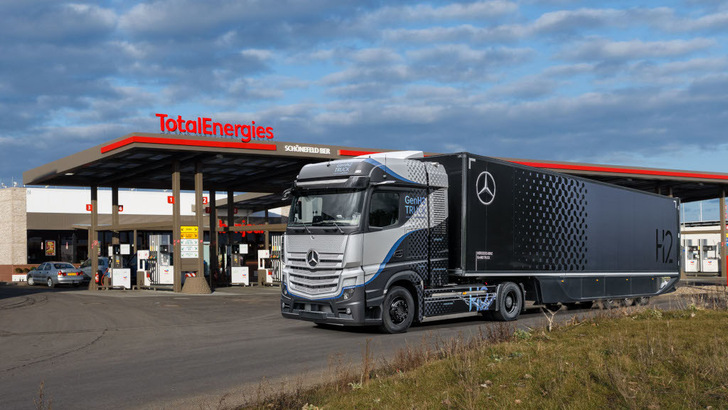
{"left": 1, "top": 0, "right": 727, "bottom": 220}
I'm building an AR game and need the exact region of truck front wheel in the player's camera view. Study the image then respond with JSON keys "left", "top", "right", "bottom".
{"left": 491, "top": 282, "right": 523, "bottom": 321}
{"left": 379, "top": 286, "right": 414, "bottom": 334}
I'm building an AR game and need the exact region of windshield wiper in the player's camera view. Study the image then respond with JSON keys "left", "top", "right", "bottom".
{"left": 321, "top": 213, "right": 345, "bottom": 234}
{"left": 329, "top": 220, "right": 344, "bottom": 234}
{"left": 301, "top": 221, "right": 315, "bottom": 239}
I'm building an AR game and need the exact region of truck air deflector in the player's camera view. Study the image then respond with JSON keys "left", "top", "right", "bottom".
{"left": 363, "top": 158, "right": 417, "bottom": 184}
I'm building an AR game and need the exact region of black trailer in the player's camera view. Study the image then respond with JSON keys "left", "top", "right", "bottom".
{"left": 427, "top": 152, "right": 680, "bottom": 306}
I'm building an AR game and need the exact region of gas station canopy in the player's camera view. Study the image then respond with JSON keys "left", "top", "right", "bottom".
{"left": 23, "top": 132, "right": 728, "bottom": 203}
{"left": 23, "top": 132, "right": 728, "bottom": 292}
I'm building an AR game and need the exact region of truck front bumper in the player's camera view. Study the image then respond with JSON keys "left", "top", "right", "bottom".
{"left": 281, "top": 286, "right": 381, "bottom": 326}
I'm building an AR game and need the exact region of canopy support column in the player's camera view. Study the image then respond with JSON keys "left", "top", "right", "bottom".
{"left": 209, "top": 189, "right": 217, "bottom": 291}
{"left": 720, "top": 191, "right": 726, "bottom": 282}
{"left": 172, "top": 161, "right": 182, "bottom": 293}
{"left": 227, "top": 189, "right": 234, "bottom": 283}
{"left": 89, "top": 185, "right": 98, "bottom": 291}
{"left": 195, "top": 162, "right": 205, "bottom": 278}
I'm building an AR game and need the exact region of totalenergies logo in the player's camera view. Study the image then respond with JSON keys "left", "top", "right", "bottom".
{"left": 218, "top": 219, "right": 265, "bottom": 237}
{"left": 155, "top": 113, "right": 274, "bottom": 142}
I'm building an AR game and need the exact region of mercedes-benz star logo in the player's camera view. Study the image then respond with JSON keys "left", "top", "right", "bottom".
{"left": 306, "top": 250, "right": 320, "bottom": 267}
{"left": 476, "top": 171, "right": 496, "bottom": 205}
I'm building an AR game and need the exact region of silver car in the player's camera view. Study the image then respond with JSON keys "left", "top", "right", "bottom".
{"left": 27, "top": 262, "right": 84, "bottom": 287}
{"left": 79, "top": 257, "right": 110, "bottom": 284}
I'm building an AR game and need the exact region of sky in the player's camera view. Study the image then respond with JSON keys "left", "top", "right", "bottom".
{"left": 1, "top": 0, "right": 727, "bottom": 220}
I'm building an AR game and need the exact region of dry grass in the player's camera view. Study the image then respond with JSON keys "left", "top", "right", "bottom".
{"left": 238, "top": 289, "right": 728, "bottom": 409}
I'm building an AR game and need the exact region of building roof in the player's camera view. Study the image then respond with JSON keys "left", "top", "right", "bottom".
{"left": 24, "top": 132, "right": 728, "bottom": 204}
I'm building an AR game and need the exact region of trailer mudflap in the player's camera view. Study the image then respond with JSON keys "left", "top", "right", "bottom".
{"left": 423, "top": 285, "right": 497, "bottom": 317}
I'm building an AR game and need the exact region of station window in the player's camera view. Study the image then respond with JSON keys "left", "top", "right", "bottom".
{"left": 369, "top": 191, "right": 400, "bottom": 229}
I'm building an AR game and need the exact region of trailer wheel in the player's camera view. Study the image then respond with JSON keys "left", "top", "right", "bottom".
{"left": 379, "top": 286, "right": 414, "bottom": 334}
{"left": 491, "top": 282, "right": 522, "bottom": 321}
{"left": 637, "top": 297, "right": 650, "bottom": 306}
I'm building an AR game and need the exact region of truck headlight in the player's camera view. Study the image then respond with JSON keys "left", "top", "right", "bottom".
{"left": 342, "top": 288, "right": 355, "bottom": 300}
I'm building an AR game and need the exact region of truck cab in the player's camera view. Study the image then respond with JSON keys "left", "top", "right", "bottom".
{"left": 280, "top": 151, "right": 449, "bottom": 333}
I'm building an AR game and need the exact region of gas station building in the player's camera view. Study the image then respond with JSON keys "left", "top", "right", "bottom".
{"left": 3, "top": 132, "right": 728, "bottom": 291}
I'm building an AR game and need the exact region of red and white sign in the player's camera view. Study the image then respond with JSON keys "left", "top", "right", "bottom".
{"left": 202, "top": 196, "right": 208, "bottom": 205}
{"left": 118, "top": 205, "right": 124, "bottom": 212}
{"left": 86, "top": 204, "right": 93, "bottom": 211}
{"left": 155, "top": 113, "right": 274, "bottom": 143}
{"left": 167, "top": 196, "right": 174, "bottom": 204}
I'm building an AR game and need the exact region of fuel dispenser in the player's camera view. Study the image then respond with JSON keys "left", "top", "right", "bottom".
{"left": 700, "top": 239, "right": 720, "bottom": 273}
{"left": 230, "top": 244, "right": 249, "bottom": 286}
{"left": 136, "top": 250, "right": 149, "bottom": 288}
{"left": 109, "top": 244, "right": 132, "bottom": 289}
{"left": 146, "top": 234, "right": 174, "bottom": 286}
{"left": 684, "top": 239, "right": 700, "bottom": 273}
{"left": 257, "top": 249, "right": 273, "bottom": 286}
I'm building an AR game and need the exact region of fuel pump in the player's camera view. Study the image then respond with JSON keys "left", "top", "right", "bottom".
{"left": 148, "top": 234, "right": 174, "bottom": 285}
{"left": 137, "top": 250, "right": 150, "bottom": 288}
{"left": 701, "top": 239, "right": 719, "bottom": 273}
{"left": 684, "top": 239, "right": 700, "bottom": 273}
{"left": 110, "top": 244, "right": 132, "bottom": 289}
{"left": 257, "top": 249, "right": 273, "bottom": 286}
{"left": 230, "top": 244, "right": 249, "bottom": 286}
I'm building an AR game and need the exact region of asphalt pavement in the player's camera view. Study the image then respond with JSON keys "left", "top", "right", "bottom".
{"left": 0, "top": 282, "right": 707, "bottom": 409}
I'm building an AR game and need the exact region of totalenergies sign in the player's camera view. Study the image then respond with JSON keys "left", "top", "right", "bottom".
{"left": 155, "top": 113, "right": 274, "bottom": 143}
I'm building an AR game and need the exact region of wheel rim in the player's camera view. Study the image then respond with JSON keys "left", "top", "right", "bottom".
{"left": 504, "top": 291, "right": 517, "bottom": 314}
{"left": 47, "top": 278, "right": 53, "bottom": 287}
{"left": 389, "top": 297, "right": 409, "bottom": 325}
{"left": 28, "top": 277, "right": 33, "bottom": 285}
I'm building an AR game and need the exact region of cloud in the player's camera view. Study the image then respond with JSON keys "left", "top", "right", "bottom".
{"left": 486, "top": 75, "right": 561, "bottom": 99}
{"left": 364, "top": 1, "right": 518, "bottom": 24}
{"left": 559, "top": 37, "right": 717, "bottom": 62}
{"left": 382, "top": 24, "right": 523, "bottom": 44}
{"left": 2, "top": 0, "right": 728, "bottom": 188}
{"left": 0, "top": 3, "right": 117, "bottom": 44}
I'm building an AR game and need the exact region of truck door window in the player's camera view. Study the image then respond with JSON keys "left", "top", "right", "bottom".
{"left": 369, "top": 191, "right": 400, "bottom": 228}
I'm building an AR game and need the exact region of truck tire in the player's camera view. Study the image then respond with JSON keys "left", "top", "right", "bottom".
{"left": 491, "top": 282, "right": 522, "bottom": 321}
{"left": 379, "top": 286, "right": 414, "bottom": 334}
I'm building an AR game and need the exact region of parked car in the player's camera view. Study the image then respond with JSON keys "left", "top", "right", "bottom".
{"left": 79, "top": 257, "right": 111, "bottom": 283}
{"left": 27, "top": 262, "right": 84, "bottom": 288}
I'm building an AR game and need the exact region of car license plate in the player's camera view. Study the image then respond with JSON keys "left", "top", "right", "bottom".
{"left": 67, "top": 272, "right": 78, "bottom": 276}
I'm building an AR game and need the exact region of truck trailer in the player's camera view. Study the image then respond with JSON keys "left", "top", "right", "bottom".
{"left": 280, "top": 151, "right": 680, "bottom": 333}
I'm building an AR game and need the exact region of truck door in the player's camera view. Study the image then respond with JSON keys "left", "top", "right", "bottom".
{"left": 361, "top": 188, "right": 429, "bottom": 290}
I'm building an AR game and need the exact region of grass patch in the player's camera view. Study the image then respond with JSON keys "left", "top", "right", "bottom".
{"left": 243, "top": 295, "right": 728, "bottom": 409}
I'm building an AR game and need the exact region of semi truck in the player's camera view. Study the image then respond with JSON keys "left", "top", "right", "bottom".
{"left": 280, "top": 151, "right": 680, "bottom": 333}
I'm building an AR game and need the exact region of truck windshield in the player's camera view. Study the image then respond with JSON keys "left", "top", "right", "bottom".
{"left": 289, "top": 190, "right": 364, "bottom": 227}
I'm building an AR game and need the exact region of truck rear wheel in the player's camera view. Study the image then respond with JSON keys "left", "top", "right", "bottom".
{"left": 379, "top": 286, "right": 414, "bottom": 334}
{"left": 491, "top": 282, "right": 522, "bottom": 321}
